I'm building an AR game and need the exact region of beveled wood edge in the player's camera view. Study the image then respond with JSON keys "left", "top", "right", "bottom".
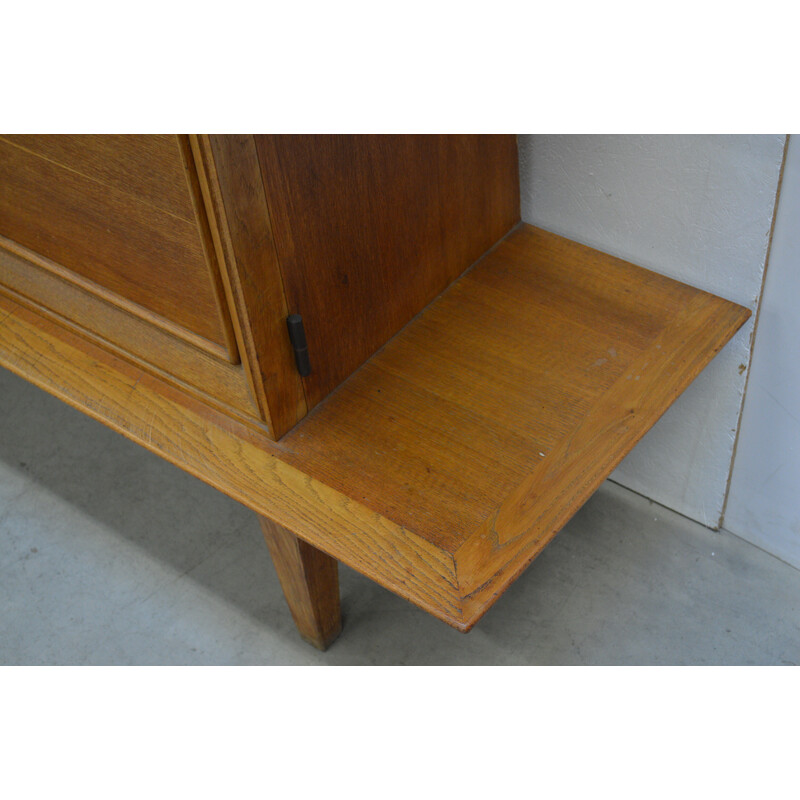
{"left": 194, "top": 135, "right": 308, "bottom": 440}
{"left": 451, "top": 290, "right": 751, "bottom": 630}
{"left": 177, "top": 135, "right": 240, "bottom": 365}
{"left": 0, "top": 233, "right": 230, "bottom": 363}
{"left": 191, "top": 135, "right": 275, "bottom": 432}
{"left": 0, "top": 294, "right": 463, "bottom": 627}
{"left": 0, "top": 246, "right": 263, "bottom": 423}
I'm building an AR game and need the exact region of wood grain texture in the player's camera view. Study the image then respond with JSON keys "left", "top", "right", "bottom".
{"left": 256, "top": 134, "right": 520, "bottom": 410}
{"left": 0, "top": 137, "right": 228, "bottom": 347}
{"left": 0, "top": 224, "right": 750, "bottom": 631}
{"left": 195, "top": 135, "right": 307, "bottom": 439}
{"left": 259, "top": 516, "right": 342, "bottom": 649}
{"left": 278, "top": 225, "right": 703, "bottom": 552}
{"left": 0, "top": 294, "right": 461, "bottom": 625}
{"left": 0, "top": 134, "right": 196, "bottom": 220}
{"left": 454, "top": 283, "right": 751, "bottom": 625}
{"left": 0, "top": 231, "right": 230, "bottom": 356}
{"left": 277, "top": 224, "right": 750, "bottom": 626}
{"left": 0, "top": 243, "right": 259, "bottom": 421}
{"left": 177, "top": 137, "right": 240, "bottom": 363}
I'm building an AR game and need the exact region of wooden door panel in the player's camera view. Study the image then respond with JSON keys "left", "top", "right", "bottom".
{"left": 2, "top": 134, "right": 197, "bottom": 220}
{"left": 0, "top": 135, "right": 230, "bottom": 350}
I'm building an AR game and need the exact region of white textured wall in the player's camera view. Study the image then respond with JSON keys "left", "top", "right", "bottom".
{"left": 725, "top": 135, "right": 800, "bottom": 568}
{"left": 518, "top": 135, "right": 785, "bottom": 527}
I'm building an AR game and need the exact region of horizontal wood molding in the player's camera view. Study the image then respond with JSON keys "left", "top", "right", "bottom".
{"left": 0, "top": 235, "right": 230, "bottom": 361}
{"left": 0, "top": 246, "right": 263, "bottom": 424}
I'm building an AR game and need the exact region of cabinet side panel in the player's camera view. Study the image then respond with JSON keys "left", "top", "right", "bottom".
{"left": 256, "top": 134, "right": 520, "bottom": 410}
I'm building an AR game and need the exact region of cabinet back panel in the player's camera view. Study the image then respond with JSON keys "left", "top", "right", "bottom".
{"left": 256, "top": 135, "right": 520, "bottom": 409}
{"left": 0, "top": 136, "right": 229, "bottom": 348}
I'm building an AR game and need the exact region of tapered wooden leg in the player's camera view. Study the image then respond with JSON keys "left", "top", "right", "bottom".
{"left": 258, "top": 516, "right": 342, "bottom": 650}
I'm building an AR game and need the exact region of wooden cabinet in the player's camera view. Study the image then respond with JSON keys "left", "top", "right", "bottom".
{"left": 0, "top": 135, "right": 750, "bottom": 650}
{"left": 1, "top": 134, "right": 518, "bottom": 438}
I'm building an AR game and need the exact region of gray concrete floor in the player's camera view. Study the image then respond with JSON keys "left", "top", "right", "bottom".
{"left": 1, "top": 367, "right": 799, "bottom": 665}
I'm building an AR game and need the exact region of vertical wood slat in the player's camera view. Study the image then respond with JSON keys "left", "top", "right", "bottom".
{"left": 177, "top": 136, "right": 240, "bottom": 364}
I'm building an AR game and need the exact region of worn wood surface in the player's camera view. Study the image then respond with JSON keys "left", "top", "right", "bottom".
{"left": 196, "top": 135, "right": 307, "bottom": 439}
{"left": 257, "top": 134, "right": 520, "bottom": 410}
{"left": 259, "top": 516, "right": 342, "bottom": 649}
{"left": 279, "top": 226, "right": 712, "bottom": 550}
{"left": 0, "top": 294, "right": 462, "bottom": 625}
{"left": 0, "top": 135, "right": 229, "bottom": 348}
{"left": 0, "top": 224, "right": 750, "bottom": 630}
{"left": 0, "top": 242, "right": 259, "bottom": 422}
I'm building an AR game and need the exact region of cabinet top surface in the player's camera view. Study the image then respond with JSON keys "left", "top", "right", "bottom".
{"left": 278, "top": 224, "right": 749, "bottom": 556}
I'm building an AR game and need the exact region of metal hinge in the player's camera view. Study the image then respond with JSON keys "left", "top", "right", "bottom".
{"left": 286, "top": 314, "right": 311, "bottom": 377}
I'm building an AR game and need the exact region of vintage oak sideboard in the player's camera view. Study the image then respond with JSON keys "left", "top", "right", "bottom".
{"left": 0, "top": 135, "right": 749, "bottom": 649}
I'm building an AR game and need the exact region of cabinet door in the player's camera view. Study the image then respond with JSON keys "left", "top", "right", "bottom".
{"left": 0, "top": 135, "right": 236, "bottom": 356}
{"left": 0, "top": 135, "right": 263, "bottom": 426}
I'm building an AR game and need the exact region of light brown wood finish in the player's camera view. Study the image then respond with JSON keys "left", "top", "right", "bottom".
{"left": 0, "top": 134, "right": 267, "bottom": 432}
{"left": 177, "top": 137, "right": 240, "bottom": 364}
{"left": 1, "top": 134, "right": 519, "bottom": 443}
{"left": 259, "top": 516, "right": 342, "bottom": 650}
{"left": 279, "top": 225, "right": 708, "bottom": 552}
{"left": 194, "top": 135, "right": 307, "bottom": 439}
{"left": 0, "top": 294, "right": 461, "bottom": 624}
{"left": 0, "top": 233, "right": 233, "bottom": 362}
{"left": 0, "top": 242, "right": 260, "bottom": 422}
{"left": 0, "top": 224, "right": 750, "bottom": 631}
{"left": 0, "top": 136, "right": 230, "bottom": 349}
